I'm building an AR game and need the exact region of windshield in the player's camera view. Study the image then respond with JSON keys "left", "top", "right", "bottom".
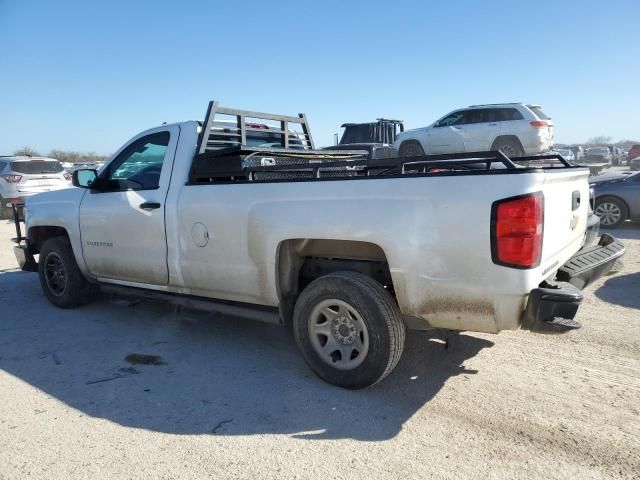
{"left": 10, "top": 160, "right": 64, "bottom": 174}
{"left": 339, "top": 124, "right": 376, "bottom": 144}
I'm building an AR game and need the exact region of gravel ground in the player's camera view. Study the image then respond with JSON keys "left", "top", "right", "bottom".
{"left": 0, "top": 219, "right": 638, "bottom": 479}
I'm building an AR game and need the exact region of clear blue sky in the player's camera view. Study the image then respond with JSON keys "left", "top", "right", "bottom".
{"left": 1, "top": 0, "right": 638, "bottom": 155}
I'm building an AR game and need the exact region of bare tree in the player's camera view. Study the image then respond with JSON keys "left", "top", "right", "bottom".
{"left": 48, "top": 150, "right": 108, "bottom": 164}
{"left": 586, "top": 136, "right": 613, "bottom": 146}
{"left": 13, "top": 146, "right": 41, "bottom": 157}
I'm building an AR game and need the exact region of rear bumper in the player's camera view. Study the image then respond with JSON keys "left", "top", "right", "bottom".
{"left": 557, "top": 234, "right": 625, "bottom": 289}
{"left": 523, "top": 234, "right": 625, "bottom": 333}
{"left": 584, "top": 212, "right": 601, "bottom": 248}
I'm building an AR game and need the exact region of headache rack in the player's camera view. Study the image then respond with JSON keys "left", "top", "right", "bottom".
{"left": 197, "top": 100, "right": 316, "bottom": 153}
{"left": 191, "top": 100, "right": 578, "bottom": 184}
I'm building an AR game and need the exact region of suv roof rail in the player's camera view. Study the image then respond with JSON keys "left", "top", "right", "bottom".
{"left": 197, "top": 100, "right": 315, "bottom": 154}
{"left": 468, "top": 103, "right": 521, "bottom": 107}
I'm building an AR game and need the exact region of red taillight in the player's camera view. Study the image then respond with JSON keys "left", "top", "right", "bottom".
{"left": 247, "top": 122, "right": 268, "bottom": 129}
{"left": 530, "top": 120, "right": 548, "bottom": 128}
{"left": 491, "top": 193, "right": 544, "bottom": 268}
{"left": 1, "top": 174, "right": 22, "bottom": 183}
{"left": 63, "top": 172, "right": 72, "bottom": 181}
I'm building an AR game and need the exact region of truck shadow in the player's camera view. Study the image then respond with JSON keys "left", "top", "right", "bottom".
{"left": 604, "top": 223, "right": 640, "bottom": 240}
{"left": 0, "top": 270, "right": 492, "bottom": 441}
{"left": 595, "top": 272, "right": 640, "bottom": 310}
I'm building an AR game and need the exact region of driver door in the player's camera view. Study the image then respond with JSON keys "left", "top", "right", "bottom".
{"left": 427, "top": 110, "right": 467, "bottom": 154}
{"left": 79, "top": 126, "right": 179, "bottom": 285}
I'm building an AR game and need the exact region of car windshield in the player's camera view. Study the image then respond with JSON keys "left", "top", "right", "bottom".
{"left": 339, "top": 124, "right": 377, "bottom": 144}
{"left": 10, "top": 160, "right": 64, "bottom": 174}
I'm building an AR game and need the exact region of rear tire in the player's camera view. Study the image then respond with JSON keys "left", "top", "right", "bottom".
{"left": 595, "top": 197, "right": 628, "bottom": 229}
{"left": 38, "top": 236, "right": 93, "bottom": 308}
{"left": 293, "top": 271, "right": 405, "bottom": 389}
{"left": 493, "top": 138, "right": 524, "bottom": 158}
{"left": 398, "top": 141, "right": 425, "bottom": 157}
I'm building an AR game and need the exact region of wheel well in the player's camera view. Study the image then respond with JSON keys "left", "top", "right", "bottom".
{"left": 28, "top": 226, "right": 69, "bottom": 253}
{"left": 276, "top": 239, "right": 394, "bottom": 324}
{"left": 491, "top": 135, "right": 524, "bottom": 151}
{"left": 399, "top": 139, "right": 424, "bottom": 154}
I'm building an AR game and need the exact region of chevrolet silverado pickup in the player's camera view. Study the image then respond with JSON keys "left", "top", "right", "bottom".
{"left": 12, "top": 100, "right": 625, "bottom": 389}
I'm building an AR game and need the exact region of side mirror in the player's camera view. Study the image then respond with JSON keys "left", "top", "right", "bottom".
{"left": 72, "top": 169, "right": 98, "bottom": 188}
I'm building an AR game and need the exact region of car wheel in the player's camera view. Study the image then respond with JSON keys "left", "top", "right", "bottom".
{"left": 293, "top": 271, "right": 405, "bottom": 389}
{"left": 398, "top": 141, "right": 425, "bottom": 157}
{"left": 38, "top": 236, "right": 94, "bottom": 308}
{"left": 493, "top": 138, "right": 524, "bottom": 158}
{"left": 594, "top": 197, "right": 628, "bottom": 229}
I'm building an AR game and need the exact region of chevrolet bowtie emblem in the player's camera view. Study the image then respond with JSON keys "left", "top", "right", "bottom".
{"left": 570, "top": 215, "right": 579, "bottom": 230}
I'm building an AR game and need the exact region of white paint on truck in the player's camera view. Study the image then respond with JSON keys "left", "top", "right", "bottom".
{"left": 25, "top": 120, "right": 590, "bottom": 334}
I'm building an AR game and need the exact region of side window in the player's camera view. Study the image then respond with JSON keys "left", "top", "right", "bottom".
{"left": 482, "top": 109, "right": 497, "bottom": 123}
{"left": 507, "top": 108, "right": 523, "bottom": 120}
{"left": 103, "top": 132, "right": 170, "bottom": 191}
{"left": 436, "top": 111, "right": 466, "bottom": 127}
{"left": 465, "top": 109, "right": 484, "bottom": 124}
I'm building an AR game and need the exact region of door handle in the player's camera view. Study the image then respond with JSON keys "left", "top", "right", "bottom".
{"left": 139, "top": 202, "right": 161, "bottom": 211}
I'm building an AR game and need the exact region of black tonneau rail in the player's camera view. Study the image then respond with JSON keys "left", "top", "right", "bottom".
{"left": 189, "top": 147, "right": 581, "bottom": 184}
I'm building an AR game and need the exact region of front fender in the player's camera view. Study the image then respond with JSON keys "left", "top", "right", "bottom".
{"left": 394, "top": 128, "right": 429, "bottom": 151}
{"left": 25, "top": 188, "right": 89, "bottom": 275}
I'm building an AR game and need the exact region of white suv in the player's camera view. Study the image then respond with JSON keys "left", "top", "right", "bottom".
{"left": 395, "top": 103, "right": 554, "bottom": 158}
{"left": 0, "top": 157, "right": 71, "bottom": 218}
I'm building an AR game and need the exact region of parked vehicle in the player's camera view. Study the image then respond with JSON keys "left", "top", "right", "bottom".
{"left": 12, "top": 100, "right": 624, "bottom": 389}
{"left": 627, "top": 144, "right": 640, "bottom": 166}
{"left": 607, "top": 145, "right": 625, "bottom": 166}
{"left": 554, "top": 148, "right": 575, "bottom": 163}
{"left": 0, "top": 156, "right": 71, "bottom": 218}
{"left": 584, "top": 147, "right": 612, "bottom": 165}
{"left": 324, "top": 118, "right": 404, "bottom": 160}
{"left": 395, "top": 103, "right": 554, "bottom": 158}
{"left": 591, "top": 171, "right": 640, "bottom": 228}
{"left": 630, "top": 157, "right": 640, "bottom": 171}
{"left": 567, "top": 145, "right": 585, "bottom": 163}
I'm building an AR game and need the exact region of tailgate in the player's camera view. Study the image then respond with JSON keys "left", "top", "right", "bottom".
{"left": 538, "top": 169, "right": 590, "bottom": 279}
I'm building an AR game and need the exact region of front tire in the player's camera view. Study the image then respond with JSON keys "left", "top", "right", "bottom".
{"left": 38, "top": 236, "right": 93, "bottom": 308}
{"left": 595, "top": 197, "right": 628, "bottom": 229}
{"left": 293, "top": 271, "right": 405, "bottom": 389}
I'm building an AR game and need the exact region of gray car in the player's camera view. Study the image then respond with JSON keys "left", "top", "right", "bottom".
{"left": 591, "top": 171, "right": 640, "bottom": 228}
{"left": 0, "top": 156, "right": 71, "bottom": 218}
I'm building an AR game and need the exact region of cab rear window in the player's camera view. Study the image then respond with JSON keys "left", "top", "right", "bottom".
{"left": 10, "top": 160, "right": 64, "bottom": 174}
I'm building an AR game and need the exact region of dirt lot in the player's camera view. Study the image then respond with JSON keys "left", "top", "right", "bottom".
{"left": 0, "top": 219, "right": 638, "bottom": 479}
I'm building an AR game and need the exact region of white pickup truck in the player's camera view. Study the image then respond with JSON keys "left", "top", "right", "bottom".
{"left": 12, "top": 101, "right": 625, "bottom": 389}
